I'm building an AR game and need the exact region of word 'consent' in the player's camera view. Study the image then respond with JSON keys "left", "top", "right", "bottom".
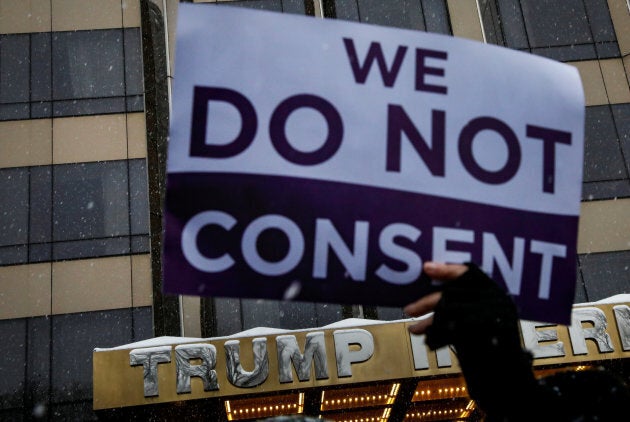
{"left": 182, "top": 212, "right": 565, "bottom": 300}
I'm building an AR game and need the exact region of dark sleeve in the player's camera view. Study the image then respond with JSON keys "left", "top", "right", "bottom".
{"left": 424, "top": 263, "right": 539, "bottom": 421}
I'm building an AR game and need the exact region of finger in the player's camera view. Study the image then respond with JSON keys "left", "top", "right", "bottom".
{"left": 408, "top": 314, "right": 434, "bottom": 335}
{"left": 422, "top": 261, "right": 468, "bottom": 281}
{"left": 403, "top": 291, "right": 442, "bottom": 317}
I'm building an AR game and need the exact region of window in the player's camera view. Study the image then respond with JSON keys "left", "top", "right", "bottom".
{"left": 0, "top": 168, "right": 29, "bottom": 264}
{"left": 0, "top": 159, "right": 150, "bottom": 266}
{"left": 479, "top": 0, "right": 620, "bottom": 61}
{"left": 214, "top": 0, "right": 310, "bottom": 14}
{"left": 0, "top": 28, "right": 143, "bottom": 122}
{"left": 325, "top": 0, "right": 451, "bottom": 34}
{"left": 578, "top": 251, "right": 630, "bottom": 301}
{"left": 582, "top": 104, "right": 630, "bottom": 201}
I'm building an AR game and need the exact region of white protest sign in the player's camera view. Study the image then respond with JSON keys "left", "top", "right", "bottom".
{"left": 164, "top": 4, "right": 584, "bottom": 324}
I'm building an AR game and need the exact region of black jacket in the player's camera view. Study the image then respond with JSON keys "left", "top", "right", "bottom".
{"left": 425, "top": 264, "right": 630, "bottom": 422}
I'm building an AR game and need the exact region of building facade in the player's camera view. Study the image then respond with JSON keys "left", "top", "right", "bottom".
{"left": 1, "top": 0, "right": 629, "bottom": 420}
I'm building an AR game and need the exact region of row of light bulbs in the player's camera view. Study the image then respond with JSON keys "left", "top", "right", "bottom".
{"left": 406, "top": 408, "right": 468, "bottom": 418}
{"left": 322, "top": 383, "right": 400, "bottom": 409}
{"left": 414, "top": 386, "right": 466, "bottom": 396}
{"left": 323, "top": 394, "right": 390, "bottom": 405}
{"left": 231, "top": 403, "right": 300, "bottom": 414}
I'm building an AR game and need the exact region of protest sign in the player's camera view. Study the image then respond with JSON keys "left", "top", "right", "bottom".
{"left": 165, "top": 4, "right": 584, "bottom": 324}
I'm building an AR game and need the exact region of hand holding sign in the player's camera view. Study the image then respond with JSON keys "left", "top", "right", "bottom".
{"left": 165, "top": 4, "right": 584, "bottom": 324}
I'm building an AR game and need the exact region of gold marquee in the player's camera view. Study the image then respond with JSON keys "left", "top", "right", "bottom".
{"left": 93, "top": 300, "right": 630, "bottom": 420}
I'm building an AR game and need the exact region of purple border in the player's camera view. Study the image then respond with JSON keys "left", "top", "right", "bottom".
{"left": 163, "top": 173, "right": 578, "bottom": 324}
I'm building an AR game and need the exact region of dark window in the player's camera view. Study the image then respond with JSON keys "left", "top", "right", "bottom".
{"left": 239, "top": 299, "right": 344, "bottom": 332}
{"left": 124, "top": 28, "right": 144, "bottom": 97}
{"left": 479, "top": 0, "right": 507, "bottom": 46}
{"left": 0, "top": 319, "right": 26, "bottom": 410}
{"left": 325, "top": 0, "right": 451, "bottom": 34}
{"left": 613, "top": 103, "right": 630, "bottom": 174}
{"left": 0, "top": 28, "right": 143, "bottom": 122}
{"left": 214, "top": 0, "right": 318, "bottom": 15}
{"left": 31, "top": 33, "right": 52, "bottom": 103}
{"left": 53, "top": 30, "right": 125, "bottom": 100}
{"left": 50, "top": 309, "right": 149, "bottom": 403}
{"left": 0, "top": 159, "right": 150, "bottom": 266}
{"left": 578, "top": 251, "right": 630, "bottom": 302}
{"left": 0, "top": 168, "right": 29, "bottom": 247}
{"left": 29, "top": 166, "right": 52, "bottom": 262}
{"left": 53, "top": 161, "right": 129, "bottom": 241}
{"left": 582, "top": 104, "right": 630, "bottom": 201}
{"left": 479, "top": 0, "right": 619, "bottom": 61}
{"left": 0, "top": 34, "right": 30, "bottom": 103}
{"left": 217, "top": 0, "right": 283, "bottom": 11}
{"left": 0, "top": 306, "right": 151, "bottom": 417}
{"left": 130, "top": 159, "right": 150, "bottom": 235}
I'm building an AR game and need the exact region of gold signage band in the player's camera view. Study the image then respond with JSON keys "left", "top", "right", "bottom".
{"left": 93, "top": 302, "right": 630, "bottom": 410}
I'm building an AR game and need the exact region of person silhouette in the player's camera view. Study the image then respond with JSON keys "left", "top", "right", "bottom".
{"left": 404, "top": 261, "right": 630, "bottom": 422}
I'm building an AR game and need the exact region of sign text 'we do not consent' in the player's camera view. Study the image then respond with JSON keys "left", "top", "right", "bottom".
{"left": 165, "top": 4, "right": 585, "bottom": 324}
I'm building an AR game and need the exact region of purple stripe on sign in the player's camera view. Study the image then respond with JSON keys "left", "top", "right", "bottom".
{"left": 163, "top": 173, "right": 578, "bottom": 324}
